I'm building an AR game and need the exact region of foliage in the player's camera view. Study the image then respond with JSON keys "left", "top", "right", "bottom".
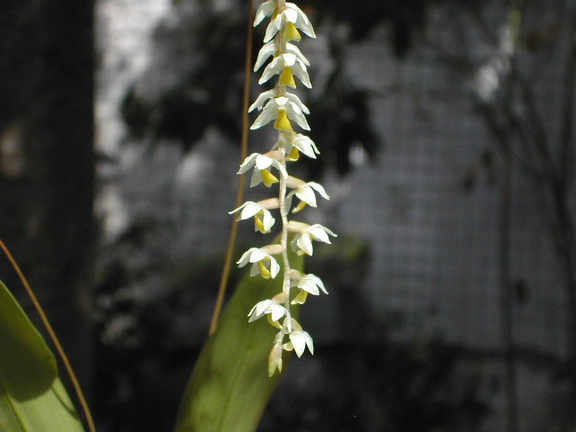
{"left": 0, "top": 280, "right": 84, "bottom": 431}
{"left": 174, "top": 244, "right": 304, "bottom": 431}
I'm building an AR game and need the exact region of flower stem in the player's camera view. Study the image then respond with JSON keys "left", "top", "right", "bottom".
{"left": 209, "top": 0, "right": 254, "bottom": 335}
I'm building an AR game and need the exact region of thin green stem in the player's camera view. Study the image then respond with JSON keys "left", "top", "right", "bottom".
{"left": 0, "top": 239, "right": 96, "bottom": 432}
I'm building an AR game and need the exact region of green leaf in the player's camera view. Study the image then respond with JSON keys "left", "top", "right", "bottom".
{"left": 0, "top": 279, "right": 84, "bottom": 431}
{"left": 174, "top": 250, "right": 304, "bottom": 432}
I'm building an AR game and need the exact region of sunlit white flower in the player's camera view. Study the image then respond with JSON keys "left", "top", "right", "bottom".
{"left": 254, "top": 0, "right": 276, "bottom": 27}
{"left": 286, "top": 178, "right": 329, "bottom": 212}
{"left": 282, "top": 319, "right": 314, "bottom": 357}
{"left": 251, "top": 97, "right": 310, "bottom": 131}
{"left": 289, "top": 270, "right": 328, "bottom": 304}
{"left": 254, "top": 41, "right": 310, "bottom": 72}
{"left": 229, "top": 199, "right": 279, "bottom": 233}
{"left": 288, "top": 222, "right": 337, "bottom": 256}
{"left": 249, "top": 90, "right": 309, "bottom": 115}
{"left": 259, "top": 53, "right": 311, "bottom": 89}
{"left": 248, "top": 297, "right": 288, "bottom": 323}
{"left": 238, "top": 152, "right": 286, "bottom": 187}
{"left": 290, "top": 134, "right": 319, "bottom": 159}
{"left": 264, "top": 3, "right": 316, "bottom": 42}
{"left": 290, "top": 270, "right": 327, "bottom": 295}
{"left": 237, "top": 246, "right": 282, "bottom": 278}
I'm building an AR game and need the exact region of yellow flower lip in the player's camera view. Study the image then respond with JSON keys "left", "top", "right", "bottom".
{"left": 274, "top": 109, "right": 293, "bottom": 131}
{"left": 279, "top": 67, "right": 297, "bottom": 88}
{"left": 261, "top": 168, "right": 279, "bottom": 186}
{"left": 283, "top": 21, "right": 302, "bottom": 41}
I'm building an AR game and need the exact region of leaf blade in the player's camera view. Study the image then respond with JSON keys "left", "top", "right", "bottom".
{"left": 174, "top": 251, "right": 304, "bottom": 432}
{"left": 0, "top": 279, "right": 84, "bottom": 432}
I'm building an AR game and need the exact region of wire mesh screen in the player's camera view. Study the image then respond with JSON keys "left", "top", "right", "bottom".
{"left": 95, "top": 0, "right": 575, "bottom": 430}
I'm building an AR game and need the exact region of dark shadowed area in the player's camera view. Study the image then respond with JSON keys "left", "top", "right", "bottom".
{"left": 1, "top": 0, "right": 575, "bottom": 431}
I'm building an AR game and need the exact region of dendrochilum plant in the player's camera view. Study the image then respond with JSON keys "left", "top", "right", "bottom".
{"left": 230, "top": 0, "right": 336, "bottom": 377}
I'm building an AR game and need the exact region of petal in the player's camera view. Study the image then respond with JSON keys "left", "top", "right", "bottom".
{"left": 259, "top": 56, "right": 283, "bottom": 84}
{"left": 237, "top": 247, "right": 259, "bottom": 266}
{"left": 250, "top": 262, "right": 261, "bottom": 277}
{"left": 286, "top": 42, "right": 310, "bottom": 66}
{"left": 249, "top": 248, "right": 269, "bottom": 263}
{"left": 255, "top": 154, "right": 274, "bottom": 170}
{"left": 291, "top": 134, "right": 319, "bottom": 158}
{"left": 309, "top": 224, "right": 337, "bottom": 241}
{"left": 264, "top": 15, "right": 283, "bottom": 42}
{"left": 302, "top": 274, "right": 327, "bottom": 295}
{"left": 254, "top": 0, "right": 276, "bottom": 27}
{"left": 286, "top": 102, "right": 310, "bottom": 130}
{"left": 229, "top": 201, "right": 261, "bottom": 219}
{"left": 309, "top": 182, "right": 330, "bottom": 200}
{"left": 251, "top": 104, "right": 279, "bottom": 130}
{"left": 249, "top": 89, "right": 275, "bottom": 112}
{"left": 289, "top": 331, "right": 314, "bottom": 357}
{"left": 254, "top": 42, "right": 276, "bottom": 71}
{"left": 285, "top": 3, "right": 316, "bottom": 38}
{"left": 285, "top": 92, "right": 310, "bottom": 114}
{"left": 296, "top": 233, "right": 314, "bottom": 255}
{"left": 291, "top": 60, "right": 312, "bottom": 88}
{"left": 269, "top": 302, "right": 286, "bottom": 321}
{"left": 269, "top": 256, "right": 280, "bottom": 278}
{"left": 295, "top": 186, "right": 317, "bottom": 207}
{"left": 261, "top": 210, "right": 275, "bottom": 231}
{"left": 250, "top": 168, "right": 263, "bottom": 187}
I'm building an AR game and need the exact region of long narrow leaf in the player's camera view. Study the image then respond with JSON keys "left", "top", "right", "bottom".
{"left": 174, "top": 251, "right": 304, "bottom": 432}
{"left": 0, "top": 279, "right": 84, "bottom": 431}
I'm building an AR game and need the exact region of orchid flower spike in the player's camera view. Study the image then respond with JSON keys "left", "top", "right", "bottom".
{"left": 231, "top": 0, "right": 336, "bottom": 376}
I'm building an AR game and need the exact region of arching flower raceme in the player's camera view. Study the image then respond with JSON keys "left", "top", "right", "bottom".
{"left": 233, "top": 0, "right": 336, "bottom": 376}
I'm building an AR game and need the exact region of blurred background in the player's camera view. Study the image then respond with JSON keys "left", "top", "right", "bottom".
{"left": 1, "top": 0, "right": 575, "bottom": 430}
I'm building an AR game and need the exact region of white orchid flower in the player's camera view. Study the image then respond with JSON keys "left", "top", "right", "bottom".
{"left": 288, "top": 222, "right": 337, "bottom": 256}
{"left": 286, "top": 178, "right": 329, "bottom": 212}
{"left": 251, "top": 96, "right": 310, "bottom": 131}
{"left": 264, "top": 3, "right": 316, "bottom": 42}
{"left": 254, "top": 41, "right": 310, "bottom": 72}
{"left": 282, "top": 319, "right": 314, "bottom": 357}
{"left": 254, "top": 0, "right": 276, "bottom": 27}
{"left": 290, "top": 134, "right": 320, "bottom": 159}
{"left": 289, "top": 270, "right": 328, "bottom": 304}
{"left": 249, "top": 90, "right": 309, "bottom": 115}
{"left": 229, "top": 199, "right": 279, "bottom": 233}
{"left": 248, "top": 298, "right": 288, "bottom": 323}
{"left": 238, "top": 152, "right": 286, "bottom": 187}
{"left": 259, "top": 53, "right": 311, "bottom": 89}
{"left": 237, "top": 246, "right": 282, "bottom": 279}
